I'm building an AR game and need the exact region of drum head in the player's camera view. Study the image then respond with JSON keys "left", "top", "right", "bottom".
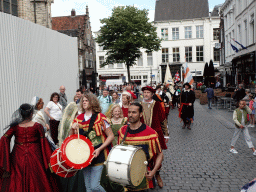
{"left": 61, "top": 134, "right": 94, "bottom": 170}
{"left": 130, "top": 149, "right": 147, "bottom": 187}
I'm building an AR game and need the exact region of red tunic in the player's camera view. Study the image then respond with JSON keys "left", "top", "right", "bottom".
{"left": 141, "top": 101, "right": 167, "bottom": 150}
{"left": 0, "top": 123, "right": 59, "bottom": 192}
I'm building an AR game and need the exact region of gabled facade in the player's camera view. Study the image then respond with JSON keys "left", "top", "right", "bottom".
{"left": 52, "top": 7, "right": 97, "bottom": 89}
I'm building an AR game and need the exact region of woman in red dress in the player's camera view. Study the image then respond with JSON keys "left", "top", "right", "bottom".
{"left": 0, "top": 104, "right": 59, "bottom": 192}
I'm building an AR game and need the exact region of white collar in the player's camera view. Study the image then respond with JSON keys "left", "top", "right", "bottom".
{"left": 183, "top": 89, "right": 190, "bottom": 92}
{"left": 143, "top": 99, "right": 154, "bottom": 104}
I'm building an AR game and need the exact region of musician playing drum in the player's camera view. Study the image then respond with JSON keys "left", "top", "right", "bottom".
{"left": 70, "top": 93, "right": 114, "bottom": 192}
{"left": 118, "top": 103, "right": 163, "bottom": 192}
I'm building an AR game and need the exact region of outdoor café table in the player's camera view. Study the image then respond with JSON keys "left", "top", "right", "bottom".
{"left": 221, "top": 97, "right": 231, "bottom": 109}
{"left": 228, "top": 98, "right": 234, "bottom": 111}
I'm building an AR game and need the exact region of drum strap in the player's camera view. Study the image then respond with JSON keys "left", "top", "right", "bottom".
{"left": 83, "top": 113, "right": 99, "bottom": 137}
{"left": 121, "top": 125, "right": 130, "bottom": 144}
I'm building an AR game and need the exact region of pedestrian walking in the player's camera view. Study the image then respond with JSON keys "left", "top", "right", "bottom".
{"left": 230, "top": 100, "right": 256, "bottom": 155}
{"left": 59, "top": 85, "right": 68, "bottom": 110}
{"left": 75, "top": 89, "right": 83, "bottom": 105}
{"left": 118, "top": 103, "right": 163, "bottom": 192}
{"left": 119, "top": 91, "right": 131, "bottom": 118}
{"left": 98, "top": 89, "right": 112, "bottom": 115}
{"left": 0, "top": 104, "right": 60, "bottom": 192}
{"left": 141, "top": 86, "right": 169, "bottom": 188}
{"left": 111, "top": 91, "right": 120, "bottom": 104}
{"left": 249, "top": 94, "right": 255, "bottom": 127}
{"left": 44, "top": 92, "right": 62, "bottom": 144}
{"left": 178, "top": 83, "right": 195, "bottom": 130}
{"left": 233, "top": 84, "right": 246, "bottom": 107}
{"left": 205, "top": 86, "right": 214, "bottom": 109}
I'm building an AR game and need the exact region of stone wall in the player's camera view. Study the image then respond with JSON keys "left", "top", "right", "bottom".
{"left": 18, "top": 0, "right": 52, "bottom": 28}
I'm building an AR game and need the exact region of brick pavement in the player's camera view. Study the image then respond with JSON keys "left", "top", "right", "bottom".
{"left": 151, "top": 100, "right": 256, "bottom": 192}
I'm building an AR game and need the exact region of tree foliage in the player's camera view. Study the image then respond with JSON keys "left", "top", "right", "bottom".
{"left": 96, "top": 6, "right": 161, "bottom": 82}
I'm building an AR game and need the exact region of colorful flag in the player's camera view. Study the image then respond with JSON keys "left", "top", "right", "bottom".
{"left": 230, "top": 43, "right": 239, "bottom": 53}
{"left": 233, "top": 39, "right": 247, "bottom": 49}
{"left": 175, "top": 71, "right": 180, "bottom": 83}
{"left": 183, "top": 62, "right": 194, "bottom": 85}
{"left": 164, "top": 64, "right": 173, "bottom": 84}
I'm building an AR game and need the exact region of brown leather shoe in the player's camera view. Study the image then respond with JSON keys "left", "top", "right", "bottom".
{"left": 155, "top": 174, "right": 163, "bottom": 188}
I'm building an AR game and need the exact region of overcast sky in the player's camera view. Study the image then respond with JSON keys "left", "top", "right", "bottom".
{"left": 52, "top": 0, "right": 225, "bottom": 33}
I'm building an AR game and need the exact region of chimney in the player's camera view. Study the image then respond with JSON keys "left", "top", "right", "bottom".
{"left": 86, "top": 5, "right": 89, "bottom": 16}
{"left": 71, "top": 9, "right": 76, "bottom": 17}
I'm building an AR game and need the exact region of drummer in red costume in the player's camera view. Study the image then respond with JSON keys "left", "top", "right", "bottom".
{"left": 70, "top": 93, "right": 114, "bottom": 192}
{"left": 140, "top": 86, "right": 169, "bottom": 188}
{"left": 118, "top": 103, "right": 163, "bottom": 192}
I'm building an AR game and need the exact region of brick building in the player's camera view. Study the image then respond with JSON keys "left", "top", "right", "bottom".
{"left": 52, "top": 7, "right": 97, "bottom": 89}
{"left": 0, "top": 0, "right": 52, "bottom": 28}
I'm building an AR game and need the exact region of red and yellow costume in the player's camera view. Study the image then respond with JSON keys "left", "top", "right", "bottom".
{"left": 73, "top": 113, "right": 111, "bottom": 166}
{"left": 118, "top": 124, "right": 162, "bottom": 191}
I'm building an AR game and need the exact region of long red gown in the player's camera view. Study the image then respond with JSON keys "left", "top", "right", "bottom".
{"left": 0, "top": 123, "right": 59, "bottom": 192}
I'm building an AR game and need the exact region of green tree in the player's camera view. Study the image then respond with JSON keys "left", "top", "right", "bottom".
{"left": 96, "top": 6, "right": 161, "bottom": 83}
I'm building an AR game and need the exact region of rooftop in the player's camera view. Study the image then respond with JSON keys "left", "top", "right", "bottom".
{"left": 154, "top": 0, "right": 209, "bottom": 22}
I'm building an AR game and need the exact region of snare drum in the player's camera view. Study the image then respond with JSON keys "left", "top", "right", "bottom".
{"left": 50, "top": 134, "right": 94, "bottom": 178}
{"left": 105, "top": 145, "right": 148, "bottom": 187}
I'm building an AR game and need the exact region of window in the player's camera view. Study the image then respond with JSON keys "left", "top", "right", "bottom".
{"left": 88, "top": 60, "right": 92, "bottom": 68}
{"left": 173, "top": 47, "right": 180, "bottom": 62}
{"left": 143, "top": 75, "right": 148, "bottom": 79}
{"left": 117, "top": 63, "right": 123, "bottom": 68}
{"left": 162, "top": 48, "right": 169, "bottom": 63}
{"left": 196, "top": 46, "right": 204, "bottom": 62}
{"left": 147, "top": 52, "right": 153, "bottom": 66}
{"left": 108, "top": 64, "right": 114, "bottom": 69}
{"left": 213, "top": 28, "right": 220, "bottom": 40}
{"left": 161, "top": 28, "right": 168, "bottom": 40}
{"left": 244, "top": 20, "right": 248, "bottom": 46}
{"left": 11, "top": 0, "right": 17, "bottom": 16}
{"left": 185, "top": 47, "right": 192, "bottom": 62}
{"left": 172, "top": 28, "right": 179, "bottom": 40}
{"left": 99, "top": 56, "right": 104, "bottom": 68}
{"left": 214, "top": 48, "right": 220, "bottom": 61}
{"left": 79, "top": 56, "right": 83, "bottom": 69}
{"left": 238, "top": 24, "right": 241, "bottom": 43}
{"left": 196, "top": 26, "right": 203, "bottom": 38}
{"left": 138, "top": 53, "right": 143, "bottom": 66}
{"left": 249, "top": 14, "right": 255, "bottom": 45}
{"left": 85, "top": 60, "right": 89, "bottom": 68}
{"left": 185, "top": 26, "right": 192, "bottom": 39}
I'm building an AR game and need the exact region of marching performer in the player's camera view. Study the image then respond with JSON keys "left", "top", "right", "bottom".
{"left": 178, "top": 83, "right": 195, "bottom": 130}
{"left": 141, "top": 86, "right": 169, "bottom": 188}
{"left": 0, "top": 104, "right": 59, "bottom": 192}
{"left": 118, "top": 103, "right": 163, "bottom": 191}
{"left": 70, "top": 93, "right": 114, "bottom": 192}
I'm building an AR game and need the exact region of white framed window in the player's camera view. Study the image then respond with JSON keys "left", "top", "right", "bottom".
{"left": 238, "top": 24, "right": 241, "bottom": 43}
{"left": 213, "top": 28, "right": 220, "bottom": 40}
{"left": 172, "top": 28, "right": 179, "bottom": 40}
{"left": 196, "top": 46, "right": 204, "bottom": 62}
{"left": 138, "top": 53, "right": 143, "bottom": 66}
{"left": 185, "top": 47, "right": 192, "bottom": 62}
{"left": 143, "top": 75, "right": 148, "bottom": 79}
{"left": 185, "top": 26, "right": 192, "bottom": 39}
{"left": 249, "top": 14, "right": 255, "bottom": 45}
{"left": 214, "top": 48, "right": 220, "bottom": 62}
{"left": 196, "top": 26, "right": 203, "bottom": 38}
{"left": 99, "top": 56, "right": 104, "bottom": 68}
{"left": 244, "top": 20, "right": 248, "bottom": 46}
{"left": 173, "top": 47, "right": 180, "bottom": 62}
{"left": 147, "top": 52, "right": 153, "bottom": 66}
{"left": 162, "top": 48, "right": 169, "bottom": 63}
{"left": 161, "top": 28, "right": 168, "bottom": 40}
{"left": 117, "top": 63, "right": 123, "bottom": 68}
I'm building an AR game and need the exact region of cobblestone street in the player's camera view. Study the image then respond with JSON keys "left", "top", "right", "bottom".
{"left": 153, "top": 100, "right": 256, "bottom": 192}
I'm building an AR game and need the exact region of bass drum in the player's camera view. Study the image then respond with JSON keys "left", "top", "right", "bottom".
{"left": 105, "top": 145, "right": 148, "bottom": 188}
